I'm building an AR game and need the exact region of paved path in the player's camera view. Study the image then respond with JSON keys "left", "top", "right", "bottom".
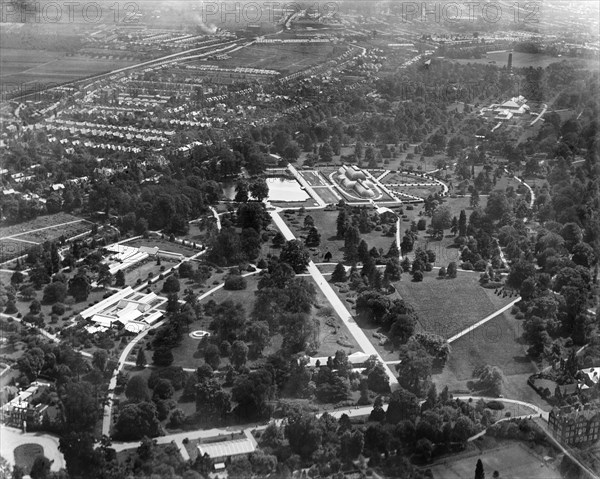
{"left": 269, "top": 208, "right": 398, "bottom": 387}
{"left": 0, "top": 219, "right": 89, "bottom": 241}
{"left": 287, "top": 164, "right": 327, "bottom": 207}
{"left": 0, "top": 425, "right": 65, "bottom": 471}
{"left": 447, "top": 297, "right": 521, "bottom": 344}
{"left": 209, "top": 207, "right": 222, "bottom": 231}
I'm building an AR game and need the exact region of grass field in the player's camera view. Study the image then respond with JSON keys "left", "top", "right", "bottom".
{"left": 1, "top": 48, "right": 137, "bottom": 89}
{"left": 13, "top": 444, "right": 45, "bottom": 474}
{"left": 0, "top": 213, "right": 91, "bottom": 262}
{"left": 451, "top": 50, "right": 599, "bottom": 70}
{"left": 282, "top": 209, "right": 402, "bottom": 265}
{"left": 433, "top": 310, "right": 542, "bottom": 407}
{"left": 429, "top": 441, "right": 561, "bottom": 479}
{"left": 124, "top": 237, "right": 198, "bottom": 257}
{"left": 394, "top": 271, "right": 512, "bottom": 339}
{"left": 204, "top": 43, "right": 336, "bottom": 74}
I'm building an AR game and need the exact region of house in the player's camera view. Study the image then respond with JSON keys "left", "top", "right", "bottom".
{"left": 554, "top": 383, "right": 580, "bottom": 401}
{"left": 1, "top": 381, "right": 52, "bottom": 429}
{"left": 548, "top": 405, "right": 600, "bottom": 445}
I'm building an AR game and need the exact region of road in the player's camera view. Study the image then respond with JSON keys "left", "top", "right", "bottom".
{"left": 268, "top": 207, "right": 399, "bottom": 387}
{"left": 0, "top": 425, "right": 65, "bottom": 472}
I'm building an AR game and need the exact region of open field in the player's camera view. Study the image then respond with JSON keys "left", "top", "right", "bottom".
{"left": 1, "top": 49, "right": 137, "bottom": 89}
{"left": 451, "top": 50, "right": 599, "bottom": 70}
{"left": 312, "top": 187, "right": 340, "bottom": 204}
{"left": 282, "top": 209, "right": 401, "bottom": 265}
{"left": 429, "top": 440, "right": 561, "bottom": 479}
{"left": 124, "top": 237, "right": 199, "bottom": 258}
{"left": 433, "top": 311, "right": 542, "bottom": 407}
{"left": 394, "top": 271, "right": 513, "bottom": 338}
{"left": 0, "top": 213, "right": 92, "bottom": 262}
{"left": 200, "top": 43, "right": 336, "bottom": 74}
{"left": 0, "top": 212, "right": 87, "bottom": 239}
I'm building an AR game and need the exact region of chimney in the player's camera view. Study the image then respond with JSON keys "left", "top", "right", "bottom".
{"left": 508, "top": 52, "right": 513, "bottom": 72}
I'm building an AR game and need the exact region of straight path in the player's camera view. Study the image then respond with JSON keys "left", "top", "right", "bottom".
{"left": 0, "top": 219, "right": 88, "bottom": 240}
{"left": 287, "top": 164, "right": 327, "bottom": 207}
{"left": 447, "top": 297, "right": 521, "bottom": 344}
{"left": 269, "top": 208, "right": 398, "bottom": 387}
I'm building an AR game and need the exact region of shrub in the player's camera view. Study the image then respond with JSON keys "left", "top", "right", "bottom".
{"left": 486, "top": 400, "right": 505, "bottom": 410}
{"left": 425, "top": 263, "right": 433, "bottom": 272}
{"left": 461, "top": 261, "right": 473, "bottom": 270}
{"left": 474, "top": 260, "right": 488, "bottom": 272}
{"left": 51, "top": 303, "right": 66, "bottom": 316}
{"left": 224, "top": 275, "right": 247, "bottom": 290}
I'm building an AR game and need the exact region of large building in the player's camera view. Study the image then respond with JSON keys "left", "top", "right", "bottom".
{"left": 80, "top": 286, "right": 167, "bottom": 334}
{"left": 334, "top": 165, "right": 377, "bottom": 199}
{"left": 548, "top": 405, "right": 600, "bottom": 445}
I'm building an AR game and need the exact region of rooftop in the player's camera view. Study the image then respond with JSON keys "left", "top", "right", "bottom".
{"left": 197, "top": 438, "right": 256, "bottom": 459}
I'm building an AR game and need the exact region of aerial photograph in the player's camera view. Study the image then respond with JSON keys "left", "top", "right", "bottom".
{"left": 0, "top": 0, "right": 598, "bottom": 478}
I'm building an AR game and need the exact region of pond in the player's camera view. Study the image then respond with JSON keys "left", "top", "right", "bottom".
{"left": 222, "top": 178, "right": 310, "bottom": 202}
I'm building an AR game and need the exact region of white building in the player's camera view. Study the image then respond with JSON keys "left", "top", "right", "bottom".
{"left": 80, "top": 287, "right": 167, "bottom": 333}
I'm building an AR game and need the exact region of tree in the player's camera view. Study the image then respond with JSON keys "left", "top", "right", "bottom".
{"left": 68, "top": 273, "right": 91, "bottom": 302}
{"left": 396, "top": 340, "right": 432, "bottom": 395}
{"left": 204, "top": 344, "right": 221, "bottom": 370}
{"left": 415, "top": 438, "right": 434, "bottom": 462}
{"left": 470, "top": 189, "right": 480, "bottom": 208}
{"left": 114, "top": 402, "right": 162, "bottom": 441}
{"left": 136, "top": 348, "right": 147, "bottom": 368}
{"left": 42, "top": 281, "right": 67, "bottom": 304}
{"left": 367, "top": 363, "right": 391, "bottom": 393}
{"left": 305, "top": 227, "right": 321, "bottom": 247}
{"left": 280, "top": 240, "right": 310, "bottom": 273}
{"left": 285, "top": 408, "right": 323, "bottom": 460}
{"left": 384, "top": 259, "right": 402, "bottom": 282}
{"left": 246, "top": 322, "right": 270, "bottom": 358}
{"left": 475, "top": 365, "right": 504, "bottom": 396}
{"left": 431, "top": 206, "right": 452, "bottom": 237}
{"left": 97, "top": 264, "right": 113, "bottom": 288}
{"left": 163, "top": 275, "right": 180, "bottom": 294}
{"left": 331, "top": 263, "right": 347, "bottom": 283}
{"left": 458, "top": 210, "right": 467, "bottom": 237}
{"left": 153, "top": 378, "right": 174, "bottom": 401}
{"left": 29, "top": 299, "right": 41, "bottom": 314}
{"left": 92, "top": 349, "right": 108, "bottom": 372}
{"left": 336, "top": 209, "right": 348, "bottom": 239}
{"left": 230, "top": 340, "right": 249, "bottom": 369}
{"left": 152, "top": 348, "right": 174, "bottom": 367}
{"left": 475, "top": 458, "right": 485, "bottom": 479}
{"left": 447, "top": 262, "right": 458, "bottom": 278}
{"left": 195, "top": 379, "right": 231, "bottom": 421}
{"left": 29, "top": 456, "right": 51, "bottom": 479}
{"left": 304, "top": 215, "right": 315, "bottom": 229}
{"left": 115, "top": 270, "right": 125, "bottom": 287}
{"left": 126, "top": 375, "right": 150, "bottom": 402}
{"left": 250, "top": 179, "right": 269, "bottom": 202}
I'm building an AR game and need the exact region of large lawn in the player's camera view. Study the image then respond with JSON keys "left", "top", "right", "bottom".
{"left": 394, "top": 271, "right": 513, "bottom": 339}
{"left": 165, "top": 273, "right": 361, "bottom": 370}
{"left": 429, "top": 440, "right": 561, "bottom": 479}
{"left": 433, "top": 311, "right": 543, "bottom": 407}
{"left": 282, "top": 209, "right": 403, "bottom": 265}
